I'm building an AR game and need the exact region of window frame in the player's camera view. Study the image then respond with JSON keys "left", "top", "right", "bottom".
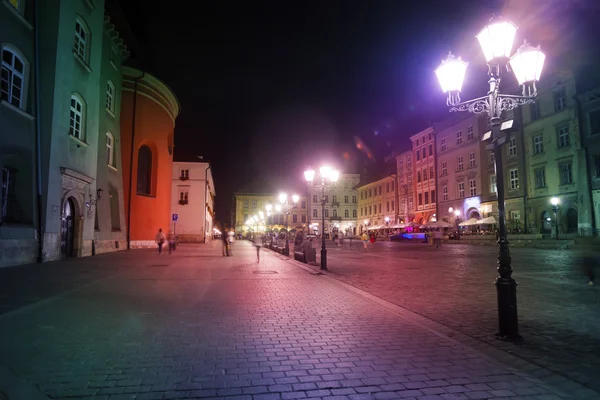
{"left": 69, "top": 93, "right": 85, "bottom": 141}
{"left": 106, "top": 132, "right": 115, "bottom": 167}
{"left": 534, "top": 167, "right": 545, "bottom": 189}
{"left": 458, "top": 182, "right": 465, "bottom": 199}
{"left": 533, "top": 134, "right": 544, "bottom": 154}
{"left": 559, "top": 162, "right": 572, "bottom": 185}
{"left": 508, "top": 137, "right": 517, "bottom": 156}
{"left": 557, "top": 125, "right": 570, "bottom": 148}
{"left": 509, "top": 169, "right": 519, "bottom": 190}
{"left": 73, "top": 18, "right": 91, "bottom": 64}
{"left": 1, "top": 45, "right": 28, "bottom": 110}
{"left": 136, "top": 145, "right": 153, "bottom": 196}
{"left": 105, "top": 80, "right": 115, "bottom": 114}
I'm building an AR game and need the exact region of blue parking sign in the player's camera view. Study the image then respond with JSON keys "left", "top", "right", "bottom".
{"left": 172, "top": 213, "right": 178, "bottom": 221}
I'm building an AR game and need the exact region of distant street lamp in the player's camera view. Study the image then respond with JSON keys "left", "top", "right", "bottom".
{"left": 551, "top": 197, "right": 560, "bottom": 240}
{"left": 279, "top": 192, "right": 299, "bottom": 256}
{"left": 304, "top": 165, "right": 340, "bottom": 270}
{"left": 454, "top": 209, "right": 461, "bottom": 240}
{"left": 435, "top": 15, "right": 546, "bottom": 341}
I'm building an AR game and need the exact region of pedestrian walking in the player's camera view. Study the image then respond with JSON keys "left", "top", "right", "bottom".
{"left": 221, "top": 234, "right": 231, "bottom": 256}
{"left": 254, "top": 233, "right": 262, "bottom": 262}
{"left": 228, "top": 231, "right": 235, "bottom": 255}
{"left": 433, "top": 228, "right": 443, "bottom": 248}
{"left": 167, "top": 230, "right": 176, "bottom": 254}
{"left": 155, "top": 228, "right": 166, "bottom": 255}
{"left": 361, "top": 232, "right": 369, "bottom": 252}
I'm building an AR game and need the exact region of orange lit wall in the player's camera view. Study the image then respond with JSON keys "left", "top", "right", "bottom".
{"left": 120, "top": 67, "right": 180, "bottom": 246}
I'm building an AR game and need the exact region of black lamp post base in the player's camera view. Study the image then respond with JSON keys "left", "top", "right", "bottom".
{"left": 495, "top": 276, "right": 522, "bottom": 342}
{"left": 320, "top": 248, "right": 327, "bottom": 270}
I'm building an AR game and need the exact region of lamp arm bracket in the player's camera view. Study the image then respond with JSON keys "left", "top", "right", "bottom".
{"left": 449, "top": 95, "right": 490, "bottom": 114}
{"left": 496, "top": 94, "right": 536, "bottom": 113}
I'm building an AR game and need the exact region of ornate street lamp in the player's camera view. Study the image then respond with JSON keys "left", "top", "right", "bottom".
{"left": 551, "top": 197, "right": 560, "bottom": 240}
{"left": 279, "top": 192, "right": 299, "bottom": 256}
{"left": 435, "top": 15, "right": 546, "bottom": 341}
{"left": 304, "top": 165, "right": 339, "bottom": 270}
{"left": 454, "top": 209, "right": 461, "bottom": 240}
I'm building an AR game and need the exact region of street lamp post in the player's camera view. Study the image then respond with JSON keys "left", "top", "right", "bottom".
{"left": 551, "top": 197, "right": 560, "bottom": 240}
{"left": 279, "top": 192, "right": 299, "bottom": 256}
{"left": 454, "top": 209, "right": 461, "bottom": 240}
{"left": 435, "top": 16, "right": 546, "bottom": 341}
{"left": 304, "top": 165, "right": 339, "bottom": 270}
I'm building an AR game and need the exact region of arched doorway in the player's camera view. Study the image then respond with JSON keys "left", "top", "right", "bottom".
{"left": 468, "top": 210, "right": 481, "bottom": 220}
{"left": 61, "top": 198, "right": 75, "bottom": 258}
{"left": 566, "top": 208, "right": 578, "bottom": 234}
{"left": 541, "top": 211, "right": 552, "bottom": 234}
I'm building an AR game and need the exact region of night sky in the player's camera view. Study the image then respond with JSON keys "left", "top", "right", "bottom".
{"left": 119, "top": 0, "right": 600, "bottom": 227}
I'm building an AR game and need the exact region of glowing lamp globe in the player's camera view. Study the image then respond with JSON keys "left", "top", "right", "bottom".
{"left": 476, "top": 18, "right": 518, "bottom": 62}
{"left": 330, "top": 170, "right": 340, "bottom": 182}
{"left": 509, "top": 41, "right": 546, "bottom": 85}
{"left": 435, "top": 52, "right": 468, "bottom": 94}
{"left": 292, "top": 194, "right": 299, "bottom": 203}
{"left": 279, "top": 193, "right": 287, "bottom": 204}
{"left": 320, "top": 165, "right": 332, "bottom": 179}
{"left": 304, "top": 167, "right": 315, "bottom": 182}
{"left": 551, "top": 197, "right": 559, "bottom": 206}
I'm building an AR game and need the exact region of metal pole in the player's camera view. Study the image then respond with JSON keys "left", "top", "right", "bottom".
{"left": 285, "top": 209, "right": 290, "bottom": 256}
{"left": 490, "top": 75, "right": 521, "bottom": 341}
{"left": 321, "top": 183, "right": 327, "bottom": 270}
{"left": 307, "top": 183, "right": 311, "bottom": 235}
{"left": 554, "top": 208, "right": 559, "bottom": 240}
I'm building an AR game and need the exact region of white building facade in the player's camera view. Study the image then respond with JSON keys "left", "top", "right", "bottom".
{"left": 308, "top": 173, "right": 359, "bottom": 237}
{"left": 171, "top": 161, "right": 215, "bottom": 242}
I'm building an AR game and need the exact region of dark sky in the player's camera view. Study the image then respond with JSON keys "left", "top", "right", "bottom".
{"left": 119, "top": 0, "right": 600, "bottom": 227}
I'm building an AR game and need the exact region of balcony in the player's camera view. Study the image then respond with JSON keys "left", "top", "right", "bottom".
{"left": 179, "top": 176, "right": 189, "bottom": 181}
{"left": 178, "top": 200, "right": 188, "bottom": 205}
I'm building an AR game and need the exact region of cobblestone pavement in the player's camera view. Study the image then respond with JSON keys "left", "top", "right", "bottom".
{"left": 309, "top": 240, "right": 600, "bottom": 394}
{"left": 0, "top": 241, "right": 595, "bottom": 399}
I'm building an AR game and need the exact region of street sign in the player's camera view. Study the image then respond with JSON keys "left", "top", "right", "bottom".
{"left": 172, "top": 213, "right": 178, "bottom": 221}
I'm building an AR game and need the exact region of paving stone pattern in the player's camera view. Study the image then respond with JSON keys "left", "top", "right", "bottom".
{"left": 312, "top": 240, "right": 600, "bottom": 394}
{"left": 0, "top": 241, "right": 590, "bottom": 399}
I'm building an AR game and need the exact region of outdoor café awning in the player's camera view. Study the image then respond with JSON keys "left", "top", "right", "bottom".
{"left": 458, "top": 218, "right": 479, "bottom": 227}
{"left": 477, "top": 216, "right": 497, "bottom": 225}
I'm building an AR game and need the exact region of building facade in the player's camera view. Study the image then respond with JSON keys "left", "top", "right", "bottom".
{"left": 435, "top": 114, "right": 486, "bottom": 226}
{"left": 411, "top": 127, "right": 437, "bottom": 224}
{"left": 396, "top": 150, "right": 414, "bottom": 224}
{"left": 522, "top": 70, "right": 589, "bottom": 236}
{"left": 120, "top": 67, "right": 180, "bottom": 248}
{"left": 171, "top": 161, "right": 215, "bottom": 242}
{"left": 233, "top": 193, "right": 308, "bottom": 234}
{"left": 308, "top": 173, "right": 359, "bottom": 236}
{"left": 356, "top": 174, "right": 397, "bottom": 234}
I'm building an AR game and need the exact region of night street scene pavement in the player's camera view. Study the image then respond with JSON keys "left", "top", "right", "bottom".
{"left": 0, "top": 241, "right": 599, "bottom": 400}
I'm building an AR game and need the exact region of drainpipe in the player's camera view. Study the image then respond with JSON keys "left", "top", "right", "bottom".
{"left": 203, "top": 163, "right": 211, "bottom": 243}
{"left": 126, "top": 72, "right": 145, "bottom": 250}
{"left": 33, "top": 0, "right": 43, "bottom": 262}
{"left": 575, "top": 95, "right": 596, "bottom": 236}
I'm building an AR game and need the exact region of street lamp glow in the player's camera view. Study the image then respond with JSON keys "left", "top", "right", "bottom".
{"left": 292, "top": 194, "right": 299, "bottom": 203}
{"left": 385, "top": 217, "right": 390, "bottom": 222}
{"left": 275, "top": 204, "right": 282, "bottom": 213}
{"left": 454, "top": 210, "right": 460, "bottom": 217}
{"left": 304, "top": 167, "right": 315, "bottom": 182}
{"left": 551, "top": 197, "right": 560, "bottom": 206}
{"left": 279, "top": 193, "right": 287, "bottom": 204}
{"left": 476, "top": 18, "right": 518, "bottom": 62}
{"left": 259, "top": 211, "right": 264, "bottom": 219}
{"left": 448, "top": 207, "right": 454, "bottom": 213}
{"left": 364, "top": 219, "right": 369, "bottom": 225}
{"left": 319, "top": 165, "right": 332, "bottom": 179}
{"left": 509, "top": 41, "right": 546, "bottom": 85}
{"left": 265, "top": 204, "right": 272, "bottom": 212}
{"left": 435, "top": 52, "right": 469, "bottom": 94}
{"left": 330, "top": 170, "right": 339, "bottom": 182}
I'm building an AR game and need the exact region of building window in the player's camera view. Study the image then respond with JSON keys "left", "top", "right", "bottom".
{"left": 386, "top": 201, "right": 390, "bottom": 211}
{"left": 74, "top": 19, "right": 89, "bottom": 62}
{"left": 301, "top": 200, "right": 306, "bottom": 208}
{"left": 469, "top": 179, "right": 476, "bottom": 196}
{"left": 554, "top": 87, "right": 566, "bottom": 112}
{"left": 458, "top": 182, "right": 465, "bottom": 198}
{"left": 429, "top": 167, "right": 434, "bottom": 179}
{"left": 292, "top": 214, "right": 297, "bottom": 223}
{"left": 332, "top": 195, "right": 337, "bottom": 203}
{"left": 243, "top": 213, "right": 248, "bottom": 222}
{"left": 391, "top": 181, "right": 394, "bottom": 191}
{"left": 352, "top": 195, "right": 357, "bottom": 203}
{"left": 1, "top": 47, "right": 26, "bottom": 109}
{"left": 421, "top": 148, "right": 426, "bottom": 160}
{"left": 441, "top": 161, "right": 447, "bottom": 176}
{"left": 369, "top": 189, "right": 372, "bottom": 197}
{"left": 313, "top": 209, "right": 317, "bottom": 217}
{"left": 558, "top": 126, "right": 570, "bottom": 148}
{"left": 136, "top": 145, "right": 152, "bottom": 195}
{"left": 418, "top": 193, "right": 422, "bottom": 206}
{"left": 407, "top": 156, "right": 411, "bottom": 167}
{"left": 559, "top": 162, "right": 572, "bottom": 185}
{"left": 106, "top": 132, "right": 114, "bottom": 166}
{"left": 534, "top": 167, "right": 546, "bottom": 189}
{"left": 424, "top": 192, "right": 429, "bottom": 204}
{"left": 457, "top": 156, "right": 464, "bottom": 171}
{"left": 489, "top": 151, "right": 495, "bottom": 164}
{"left": 428, "top": 144, "right": 433, "bottom": 156}
{"left": 324, "top": 209, "right": 329, "bottom": 217}
{"left": 423, "top": 168, "right": 427, "bottom": 180}
{"left": 344, "top": 209, "right": 349, "bottom": 218}
{"left": 531, "top": 102, "right": 541, "bottom": 121}
{"left": 398, "top": 159, "right": 403, "bottom": 169}
{"left": 302, "top": 215, "right": 306, "bottom": 223}
{"left": 332, "top": 209, "right": 337, "bottom": 217}
{"left": 508, "top": 137, "right": 517, "bottom": 156}
{"left": 416, "top": 150, "right": 420, "bottom": 161}
{"left": 407, "top": 176, "right": 412, "bottom": 186}
{"left": 69, "top": 94, "right": 85, "bottom": 140}
{"left": 178, "top": 190, "right": 189, "bottom": 205}
{"left": 490, "top": 175, "right": 497, "bottom": 194}
{"left": 0, "top": 166, "right": 17, "bottom": 223}
{"left": 430, "top": 190, "right": 435, "bottom": 203}
{"left": 509, "top": 169, "right": 519, "bottom": 190}
{"left": 589, "top": 109, "right": 600, "bottom": 136}
{"left": 179, "top": 169, "right": 189, "bottom": 179}
{"left": 417, "top": 171, "right": 421, "bottom": 182}
{"left": 8, "top": 0, "right": 23, "bottom": 13}
{"left": 533, "top": 135, "right": 544, "bottom": 154}
{"left": 342, "top": 195, "right": 347, "bottom": 203}
{"left": 468, "top": 152, "right": 476, "bottom": 168}
{"left": 442, "top": 186, "right": 448, "bottom": 201}
{"left": 105, "top": 81, "right": 115, "bottom": 113}
{"left": 251, "top": 200, "right": 257, "bottom": 208}
{"left": 312, "top": 194, "right": 317, "bottom": 203}
{"left": 386, "top": 183, "right": 390, "bottom": 192}
{"left": 391, "top": 200, "right": 394, "bottom": 210}
{"left": 243, "top": 200, "right": 248, "bottom": 208}
{"left": 353, "top": 210, "right": 357, "bottom": 218}
{"left": 467, "top": 125, "right": 474, "bottom": 140}
{"left": 441, "top": 138, "right": 447, "bottom": 151}
{"left": 456, "top": 131, "right": 463, "bottom": 145}
{"left": 344, "top": 181, "right": 348, "bottom": 189}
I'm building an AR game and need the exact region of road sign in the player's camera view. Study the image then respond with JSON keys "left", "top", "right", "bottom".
{"left": 172, "top": 213, "right": 178, "bottom": 221}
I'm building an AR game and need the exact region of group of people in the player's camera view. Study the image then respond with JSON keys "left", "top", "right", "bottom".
{"left": 154, "top": 228, "right": 177, "bottom": 255}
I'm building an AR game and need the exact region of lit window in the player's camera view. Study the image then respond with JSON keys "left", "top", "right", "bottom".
{"left": 1, "top": 47, "right": 26, "bottom": 109}
{"left": 106, "top": 132, "right": 114, "bottom": 166}
{"left": 490, "top": 175, "right": 497, "bottom": 194}
{"left": 469, "top": 179, "right": 476, "bottom": 196}
{"left": 69, "top": 94, "right": 85, "bottom": 140}
{"left": 509, "top": 169, "right": 519, "bottom": 190}
{"left": 458, "top": 182, "right": 465, "bottom": 198}
{"left": 533, "top": 135, "right": 544, "bottom": 154}
{"left": 105, "top": 81, "right": 115, "bottom": 113}
{"left": 73, "top": 19, "right": 89, "bottom": 62}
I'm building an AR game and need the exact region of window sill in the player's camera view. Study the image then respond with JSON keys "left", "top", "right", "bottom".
{"left": 106, "top": 108, "right": 116, "bottom": 119}
{"left": 73, "top": 52, "right": 92, "bottom": 72}
{"left": 0, "top": 100, "right": 34, "bottom": 120}
{"left": 136, "top": 193, "right": 156, "bottom": 198}
{"left": 108, "top": 164, "right": 118, "bottom": 172}
{"left": 2, "top": 1, "right": 32, "bottom": 29}
{"left": 69, "top": 134, "right": 88, "bottom": 147}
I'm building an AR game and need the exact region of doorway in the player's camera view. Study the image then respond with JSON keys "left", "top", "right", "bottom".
{"left": 566, "top": 208, "right": 578, "bottom": 234}
{"left": 61, "top": 198, "right": 75, "bottom": 258}
{"left": 541, "top": 211, "right": 552, "bottom": 234}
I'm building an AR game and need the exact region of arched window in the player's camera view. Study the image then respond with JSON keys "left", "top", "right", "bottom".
{"left": 73, "top": 18, "right": 90, "bottom": 62}
{"left": 324, "top": 209, "right": 329, "bottom": 217}
{"left": 69, "top": 94, "right": 85, "bottom": 140}
{"left": 352, "top": 210, "right": 357, "bottom": 218}
{"left": 136, "top": 145, "right": 152, "bottom": 195}
{"left": 1, "top": 46, "right": 27, "bottom": 109}
{"left": 332, "top": 209, "right": 337, "bottom": 217}
{"left": 344, "top": 209, "right": 349, "bottom": 218}
{"left": 105, "top": 80, "right": 115, "bottom": 113}
{"left": 312, "top": 209, "right": 317, "bottom": 218}
{"left": 105, "top": 132, "right": 114, "bottom": 166}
